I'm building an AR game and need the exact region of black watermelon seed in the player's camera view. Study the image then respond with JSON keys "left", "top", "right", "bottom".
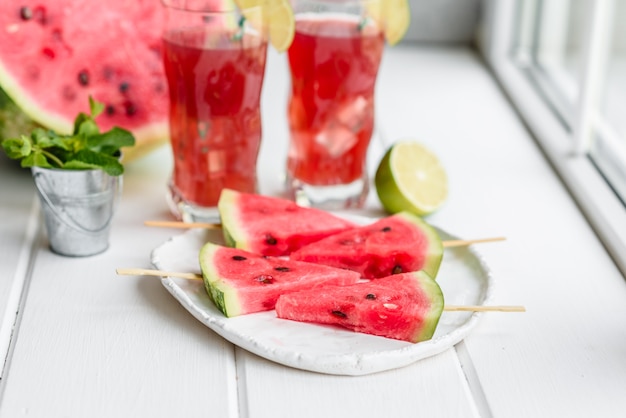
{"left": 255, "top": 275, "right": 274, "bottom": 284}
{"left": 19, "top": 6, "right": 32, "bottom": 20}
{"left": 392, "top": 265, "right": 403, "bottom": 274}
{"left": 381, "top": 226, "right": 392, "bottom": 232}
{"left": 105, "top": 105, "right": 115, "bottom": 115}
{"left": 274, "top": 266, "right": 290, "bottom": 272}
{"left": 365, "top": 293, "right": 376, "bottom": 300}
{"left": 265, "top": 234, "right": 277, "bottom": 245}
{"left": 331, "top": 310, "right": 347, "bottom": 318}
{"left": 77, "top": 70, "right": 89, "bottom": 86}
{"left": 232, "top": 255, "right": 247, "bottom": 261}
{"left": 119, "top": 81, "right": 129, "bottom": 93}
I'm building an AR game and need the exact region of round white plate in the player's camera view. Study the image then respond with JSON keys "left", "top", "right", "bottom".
{"left": 151, "top": 217, "right": 493, "bottom": 376}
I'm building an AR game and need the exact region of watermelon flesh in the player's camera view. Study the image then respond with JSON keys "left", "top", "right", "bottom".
{"left": 290, "top": 211, "right": 443, "bottom": 280}
{"left": 199, "top": 242, "right": 361, "bottom": 317}
{"left": 275, "top": 271, "right": 445, "bottom": 343}
{"left": 0, "top": 0, "right": 193, "bottom": 161}
{"left": 218, "top": 188, "right": 357, "bottom": 256}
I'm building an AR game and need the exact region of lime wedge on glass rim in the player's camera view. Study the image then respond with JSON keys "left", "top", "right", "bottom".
{"left": 234, "top": 0, "right": 295, "bottom": 52}
{"left": 375, "top": 141, "right": 448, "bottom": 216}
{"left": 366, "top": 0, "right": 411, "bottom": 46}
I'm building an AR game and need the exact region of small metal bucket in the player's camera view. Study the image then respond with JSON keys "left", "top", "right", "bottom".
{"left": 32, "top": 167, "right": 121, "bottom": 257}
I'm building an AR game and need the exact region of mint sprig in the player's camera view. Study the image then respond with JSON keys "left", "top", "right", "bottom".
{"left": 1, "top": 97, "right": 135, "bottom": 176}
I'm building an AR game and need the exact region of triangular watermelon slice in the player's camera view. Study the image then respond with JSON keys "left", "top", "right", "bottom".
{"left": 218, "top": 189, "right": 357, "bottom": 256}
{"left": 275, "top": 271, "right": 445, "bottom": 343}
{"left": 290, "top": 211, "right": 443, "bottom": 280}
{"left": 199, "top": 242, "right": 361, "bottom": 317}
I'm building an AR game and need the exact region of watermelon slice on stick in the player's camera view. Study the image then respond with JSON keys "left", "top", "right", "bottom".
{"left": 290, "top": 211, "right": 444, "bottom": 280}
{"left": 218, "top": 188, "right": 357, "bottom": 256}
{"left": 275, "top": 271, "right": 445, "bottom": 343}
{"left": 198, "top": 242, "right": 361, "bottom": 317}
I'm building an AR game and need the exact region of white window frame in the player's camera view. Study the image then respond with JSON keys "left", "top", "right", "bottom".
{"left": 481, "top": 0, "right": 626, "bottom": 276}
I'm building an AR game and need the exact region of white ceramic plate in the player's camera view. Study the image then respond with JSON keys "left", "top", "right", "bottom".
{"left": 151, "top": 217, "right": 493, "bottom": 376}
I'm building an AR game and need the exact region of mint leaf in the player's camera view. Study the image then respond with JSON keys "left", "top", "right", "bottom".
{"left": 31, "top": 129, "right": 70, "bottom": 151}
{"left": 66, "top": 149, "right": 124, "bottom": 176}
{"left": 2, "top": 136, "right": 31, "bottom": 159}
{"left": 86, "top": 127, "right": 135, "bottom": 154}
{"left": 89, "top": 96, "right": 105, "bottom": 118}
{"left": 21, "top": 150, "right": 53, "bottom": 169}
{"left": 73, "top": 114, "right": 100, "bottom": 137}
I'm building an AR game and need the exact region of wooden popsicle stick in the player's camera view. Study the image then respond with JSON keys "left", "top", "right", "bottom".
{"left": 116, "top": 268, "right": 525, "bottom": 313}
{"left": 442, "top": 236, "right": 507, "bottom": 248}
{"left": 116, "top": 268, "right": 202, "bottom": 280}
{"left": 443, "top": 305, "right": 526, "bottom": 312}
{"left": 144, "top": 220, "right": 506, "bottom": 248}
{"left": 144, "top": 220, "right": 221, "bottom": 229}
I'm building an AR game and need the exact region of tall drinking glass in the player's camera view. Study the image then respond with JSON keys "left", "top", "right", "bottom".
{"left": 161, "top": 1, "right": 268, "bottom": 222}
{"left": 286, "top": 0, "right": 385, "bottom": 209}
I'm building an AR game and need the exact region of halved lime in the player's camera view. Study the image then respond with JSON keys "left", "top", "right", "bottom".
{"left": 375, "top": 141, "right": 448, "bottom": 216}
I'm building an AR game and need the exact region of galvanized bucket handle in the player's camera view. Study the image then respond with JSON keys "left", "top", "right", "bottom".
{"left": 33, "top": 171, "right": 117, "bottom": 235}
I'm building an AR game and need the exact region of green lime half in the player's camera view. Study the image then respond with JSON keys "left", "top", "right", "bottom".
{"left": 375, "top": 141, "right": 448, "bottom": 216}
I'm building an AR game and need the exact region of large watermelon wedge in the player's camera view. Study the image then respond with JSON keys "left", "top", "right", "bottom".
{"left": 218, "top": 188, "right": 357, "bottom": 256}
{"left": 291, "top": 211, "right": 443, "bottom": 280}
{"left": 199, "top": 242, "right": 361, "bottom": 317}
{"left": 0, "top": 0, "right": 183, "bottom": 161}
{"left": 275, "top": 271, "right": 445, "bottom": 343}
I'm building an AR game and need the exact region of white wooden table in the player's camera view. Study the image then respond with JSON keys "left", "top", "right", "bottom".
{"left": 1, "top": 45, "right": 625, "bottom": 418}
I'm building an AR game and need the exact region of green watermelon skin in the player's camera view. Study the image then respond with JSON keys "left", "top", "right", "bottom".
{"left": 290, "top": 212, "right": 443, "bottom": 280}
{"left": 0, "top": 0, "right": 183, "bottom": 161}
{"left": 199, "top": 242, "right": 361, "bottom": 317}
{"left": 275, "top": 271, "right": 444, "bottom": 343}
{"left": 218, "top": 189, "right": 357, "bottom": 257}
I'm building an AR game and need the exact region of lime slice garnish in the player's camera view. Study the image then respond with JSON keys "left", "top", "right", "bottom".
{"left": 366, "top": 0, "right": 410, "bottom": 46}
{"left": 375, "top": 141, "right": 448, "bottom": 216}
{"left": 235, "top": 0, "right": 295, "bottom": 52}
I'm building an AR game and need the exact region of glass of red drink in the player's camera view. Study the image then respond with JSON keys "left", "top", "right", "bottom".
{"left": 286, "top": 0, "right": 385, "bottom": 209}
{"left": 161, "top": 1, "right": 268, "bottom": 221}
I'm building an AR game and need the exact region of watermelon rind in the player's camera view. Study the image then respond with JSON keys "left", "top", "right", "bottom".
{"left": 0, "top": 88, "right": 40, "bottom": 142}
{"left": 395, "top": 211, "right": 444, "bottom": 279}
{"left": 411, "top": 271, "right": 444, "bottom": 342}
{"left": 217, "top": 188, "right": 247, "bottom": 251}
{"left": 199, "top": 242, "right": 243, "bottom": 317}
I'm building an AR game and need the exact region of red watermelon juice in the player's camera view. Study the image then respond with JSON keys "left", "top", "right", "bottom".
{"left": 162, "top": 23, "right": 267, "bottom": 221}
{"left": 286, "top": 14, "right": 384, "bottom": 209}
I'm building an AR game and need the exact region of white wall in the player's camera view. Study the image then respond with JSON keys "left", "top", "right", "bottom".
{"left": 403, "top": 0, "right": 481, "bottom": 44}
